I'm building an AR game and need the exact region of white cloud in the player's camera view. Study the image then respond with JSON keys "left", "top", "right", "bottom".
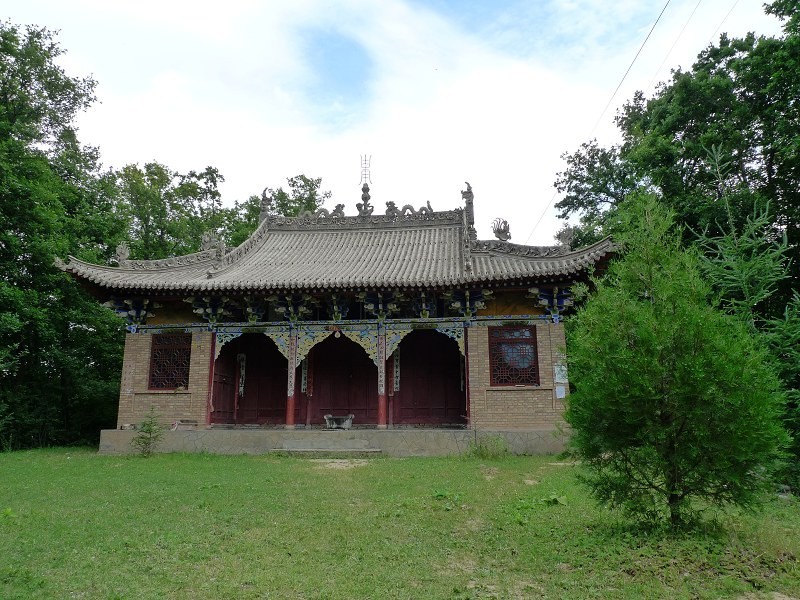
{"left": 6, "top": 0, "right": 786, "bottom": 244}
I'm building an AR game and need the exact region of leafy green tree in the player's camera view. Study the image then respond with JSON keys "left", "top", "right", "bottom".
{"left": 766, "top": 294, "right": 800, "bottom": 486}
{"left": 766, "top": 0, "right": 800, "bottom": 34}
{"left": 565, "top": 196, "right": 787, "bottom": 528}
{"left": 554, "top": 3, "right": 799, "bottom": 303}
{"left": 219, "top": 174, "right": 332, "bottom": 248}
{"left": 0, "top": 22, "right": 126, "bottom": 448}
{"left": 260, "top": 174, "right": 331, "bottom": 218}
{"left": 555, "top": 5, "right": 800, "bottom": 466}
{"left": 554, "top": 140, "right": 634, "bottom": 247}
{"left": 116, "top": 162, "right": 226, "bottom": 259}
{"left": 222, "top": 194, "right": 262, "bottom": 248}
{"left": 0, "top": 22, "right": 96, "bottom": 150}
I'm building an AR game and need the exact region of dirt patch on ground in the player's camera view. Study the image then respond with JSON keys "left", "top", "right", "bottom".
{"left": 454, "top": 517, "right": 486, "bottom": 535}
{"left": 448, "top": 556, "right": 477, "bottom": 574}
{"left": 738, "top": 594, "right": 799, "bottom": 600}
{"left": 310, "top": 459, "right": 369, "bottom": 470}
{"left": 480, "top": 465, "right": 499, "bottom": 481}
{"left": 523, "top": 478, "right": 540, "bottom": 485}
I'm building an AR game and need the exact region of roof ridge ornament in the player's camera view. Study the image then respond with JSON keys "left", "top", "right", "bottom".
{"left": 259, "top": 187, "right": 272, "bottom": 224}
{"left": 461, "top": 182, "right": 477, "bottom": 242}
{"left": 357, "top": 183, "right": 374, "bottom": 216}
{"left": 491, "top": 218, "right": 511, "bottom": 241}
{"left": 298, "top": 204, "right": 345, "bottom": 219}
{"left": 384, "top": 200, "right": 433, "bottom": 218}
{"left": 555, "top": 225, "right": 575, "bottom": 251}
{"left": 200, "top": 230, "right": 224, "bottom": 253}
{"left": 114, "top": 241, "right": 130, "bottom": 267}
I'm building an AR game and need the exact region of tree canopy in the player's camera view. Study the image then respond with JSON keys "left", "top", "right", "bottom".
{"left": 554, "top": 6, "right": 800, "bottom": 304}
{"left": 0, "top": 23, "right": 125, "bottom": 448}
{"left": 260, "top": 174, "right": 331, "bottom": 218}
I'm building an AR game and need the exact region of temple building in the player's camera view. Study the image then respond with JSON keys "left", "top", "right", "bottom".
{"left": 59, "top": 183, "right": 613, "bottom": 455}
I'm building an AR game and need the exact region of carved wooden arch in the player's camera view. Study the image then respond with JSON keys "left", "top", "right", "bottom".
{"left": 434, "top": 324, "right": 466, "bottom": 356}
{"left": 339, "top": 326, "right": 381, "bottom": 366}
{"left": 295, "top": 329, "right": 333, "bottom": 368}
{"left": 263, "top": 331, "right": 291, "bottom": 362}
{"left": 389, "top": 326, "right": 466, "bottom": 396}
{"left": 385, "top": 324, "right": 465, "bottom": 359}
{"left": 214, "top": 332, "right": 242, "bottom": 361}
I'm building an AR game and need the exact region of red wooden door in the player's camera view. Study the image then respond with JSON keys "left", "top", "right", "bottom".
{"left": 236, "top": 334, "right": 290, "bottom": 425}
{"left": 393, "top": 330, "right": 465, "bottom": 425}
{"left": 310, "top": 335, "right": 377, "bottom": 424}
{"left": 211, "top": 347, "right": 235, "bottom": 423}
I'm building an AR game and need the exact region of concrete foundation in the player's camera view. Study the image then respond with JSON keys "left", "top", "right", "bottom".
{"left": 99, "top": 427, "right": 567, "bottom": 457}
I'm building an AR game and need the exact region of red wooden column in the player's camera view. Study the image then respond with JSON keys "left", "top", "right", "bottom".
{"left": 463, "top": 327, "right": 471, "bottom": 427}
{"left": 285, "top": 327, "right": 298, "bottom": 429}
{"left": 377, "top": 324, "right": 388, "bottom": 429}
{"left": 206, "top": 333, "right": 217, "bottom": 425}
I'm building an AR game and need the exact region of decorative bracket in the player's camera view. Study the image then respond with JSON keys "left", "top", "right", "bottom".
{"left": 446, "top": 288, "right": 493, "bottom": 319}
{"left": 435, "top": 324, "right": 466, "bottom": 356}
{"left": 327, "top": 293, "right": 350, "bottom": 321}
{"left": 103, "top": 297, "right": 159, "bottom": 325}
{"left": 528, "top": 286, "right": 573, "bottom": 323}
{"left": 358, "top": 291, "right": 403, "bottom": 322}
{"left": 243, "top": 295, "right": 268, "bottom": 323}
{"left": 214, "top": 331, "right": 242, "bottom": 360}
{"left": 268, "top": 294, "right": 317, "bottom": 323}
{"left": 186, "top": 295, "right": 231, "bottom": 325}
{"left": 411, "top": 291, "right": 437, "bottom": 319}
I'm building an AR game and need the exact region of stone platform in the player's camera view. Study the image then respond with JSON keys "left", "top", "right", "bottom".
{"left": 99, "top": 427, "right": 566, "bottom": 457}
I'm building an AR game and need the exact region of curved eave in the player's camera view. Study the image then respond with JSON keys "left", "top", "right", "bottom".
{"left": 469, "top": 236, "right": 614, "bottom": 282}
{"left": 58, "top": 255, "right": 215, "bottom": 291}
{"left": 57, "top": 232, "right": 614, "bottom": 294}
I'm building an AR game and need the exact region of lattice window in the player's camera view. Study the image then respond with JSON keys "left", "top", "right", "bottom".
{"left": 488, "top": 326, "right": 539, "bottom": 386}
{"left": 148, "top": 334, "right": 192, "bottom": 390}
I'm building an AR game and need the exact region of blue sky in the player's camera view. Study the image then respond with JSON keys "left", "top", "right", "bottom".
{"left": 3, "top": 0, "right": 784, "bottom": 244}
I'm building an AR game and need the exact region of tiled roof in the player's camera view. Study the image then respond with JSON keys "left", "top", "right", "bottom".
{"left": 59, "top": 208, "right": 613, "bottom": 293}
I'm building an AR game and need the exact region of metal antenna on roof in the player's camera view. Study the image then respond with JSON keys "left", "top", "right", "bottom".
{"left": 360, "top": 155, "right": 372, "bottom": 184}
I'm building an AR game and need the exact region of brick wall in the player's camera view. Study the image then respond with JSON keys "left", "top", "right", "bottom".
{"left": 116, "top": 332, "right": 213, "bottom": 427}
{"left": 467, "top": 322, "right": 568, "bottom": 430}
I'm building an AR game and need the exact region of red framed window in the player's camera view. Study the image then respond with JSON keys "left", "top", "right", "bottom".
{"left": 149, "top": 333, "right": 192, "bottom": 390}
{"left": 488, "top": 326, "right": 539, "bottom": 386}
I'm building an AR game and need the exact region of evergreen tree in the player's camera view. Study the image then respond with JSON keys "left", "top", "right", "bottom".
{"left": 565, "top": 196, "right": 787, "bottom": 528}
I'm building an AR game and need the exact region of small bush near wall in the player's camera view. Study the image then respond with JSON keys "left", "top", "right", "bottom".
{"left": 468, "top": 433, "right": 509, "bottom": 459}
{"left": 131, "top": 407, "right": 164, "bottom": 457}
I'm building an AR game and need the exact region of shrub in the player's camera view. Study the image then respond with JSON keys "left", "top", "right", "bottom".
{"left": 131, "top": 407, "right": 164, "bottom": 457}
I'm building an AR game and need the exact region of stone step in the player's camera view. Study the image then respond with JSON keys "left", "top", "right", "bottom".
{"left": 281, "top": 435, "right": 372, "bottom": 450}
{"left": 271, "top": 448, "right": 383, "bottom": 458}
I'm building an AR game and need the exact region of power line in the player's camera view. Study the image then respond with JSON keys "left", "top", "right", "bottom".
{"left": 647, "top": 0, "right": 703, "bottom": 91}
{"left": 524, "top": 0, "right": 673, "bottom": 245}
{"left": 709, "top": 0, "right": 741, "bottom": 44}
{"left": 524, "top": 190, "right": 558, "bottom": 245}
{"left": 589, "top": 0, "right": 673, "bottom": 138}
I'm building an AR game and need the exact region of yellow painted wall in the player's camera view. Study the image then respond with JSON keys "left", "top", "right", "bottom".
{"left": 478, "top": 290, "right": 545, "bottom": 317}
{"left": 147, "top": 301, "right": 196, "bottom": 325}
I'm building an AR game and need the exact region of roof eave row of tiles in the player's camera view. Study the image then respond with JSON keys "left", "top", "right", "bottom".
{"left": 60, "top": 234, "right": 614, "bottom": 292}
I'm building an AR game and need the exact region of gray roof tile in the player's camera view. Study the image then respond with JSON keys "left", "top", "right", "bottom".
{"left": 60, "top": 210, "right": 613, "bottom": 293}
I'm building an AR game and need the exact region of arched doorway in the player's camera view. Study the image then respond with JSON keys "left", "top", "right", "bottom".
{"left": 308, "top": 334, "right": 377, "bottom": 425}
{"left": 392, "top": 329, "right": 466, "bottom": 426}
{"left": 211, "top": 333, "right": 300, "bottom": 425}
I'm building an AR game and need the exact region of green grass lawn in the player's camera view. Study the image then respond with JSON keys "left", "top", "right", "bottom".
{"left": 0, "top": 449, "right": 797, "bottom": 599}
